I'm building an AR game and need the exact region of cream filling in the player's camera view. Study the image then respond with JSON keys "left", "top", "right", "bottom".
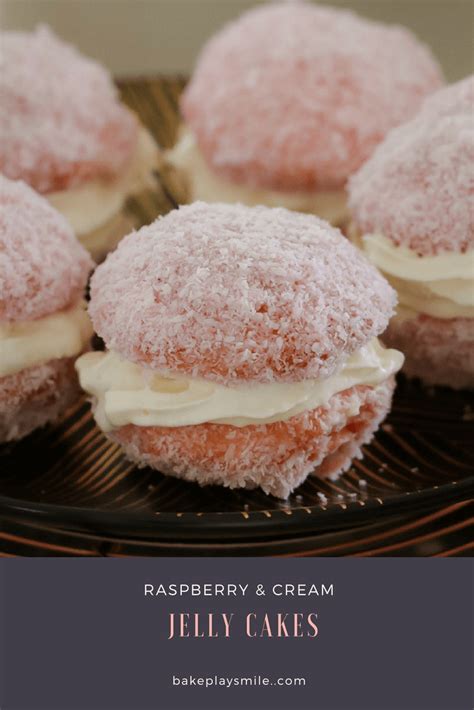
{"left": 75, "top": 338, "right": 403, "bottom": 432}
{"left": 167, "top": 129, "right": 348, "bottom": 226}
{"left": 0, "top": 300, "right": 93, "bottom": 377}
{"left": 360, "top": 234, "right": 474, "bottom": 320}
{"left": 47, "top": 126, "right": 159, "bottom": 237}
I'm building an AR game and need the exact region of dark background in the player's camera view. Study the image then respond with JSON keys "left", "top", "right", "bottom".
{"left": 1, "top": 558, "right": 473, "bottom": 710}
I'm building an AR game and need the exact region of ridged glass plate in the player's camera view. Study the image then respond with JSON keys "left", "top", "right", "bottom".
{"left": 1, "top": 361, "right": 473, "bottom": 540}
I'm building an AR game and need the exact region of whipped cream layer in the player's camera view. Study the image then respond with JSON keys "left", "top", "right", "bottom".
{"left": 48, "top": 126, "right": 159, "bottom": 238}
{"left": 0, "top": 301, "right": 93, "bottom": 377}
{"left": 75, "top": 339, "right": 403, "bottom": 432}
{"left": 360, "top": 234, "right": 474, "bottom": 319}
{"left": 168, "top": 129, "right": 348, "bottom": 226}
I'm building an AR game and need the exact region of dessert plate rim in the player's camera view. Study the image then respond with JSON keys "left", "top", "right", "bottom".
{"left": 0, "top": 475, "right": 472, "bottom": 540}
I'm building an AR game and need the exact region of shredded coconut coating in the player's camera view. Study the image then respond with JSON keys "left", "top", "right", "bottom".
{"left": 111, "top": 380, "right": 395, "bottom": 498}
{"left": 0, "top": 356, "right": 80, "bottom": 442}
{"left": 0, "top": 25, "right": 138, "bottom": 194}
{"left": 383, "top": 315, "right": 474, "bottom": 390}
{"left": 89, "top": 202, "right": 396, "bottom": 385}
{"left": 348, "top": 78, "right": 474, "bottom": 256}
{"left": 181, "top": 1, "right": 443, "bottom": 192}
{"left": 420, "top": 74, "right": 474, "bottom": 119}
{"left": 0, "top": 176, "right": 93, "bottom": 322}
